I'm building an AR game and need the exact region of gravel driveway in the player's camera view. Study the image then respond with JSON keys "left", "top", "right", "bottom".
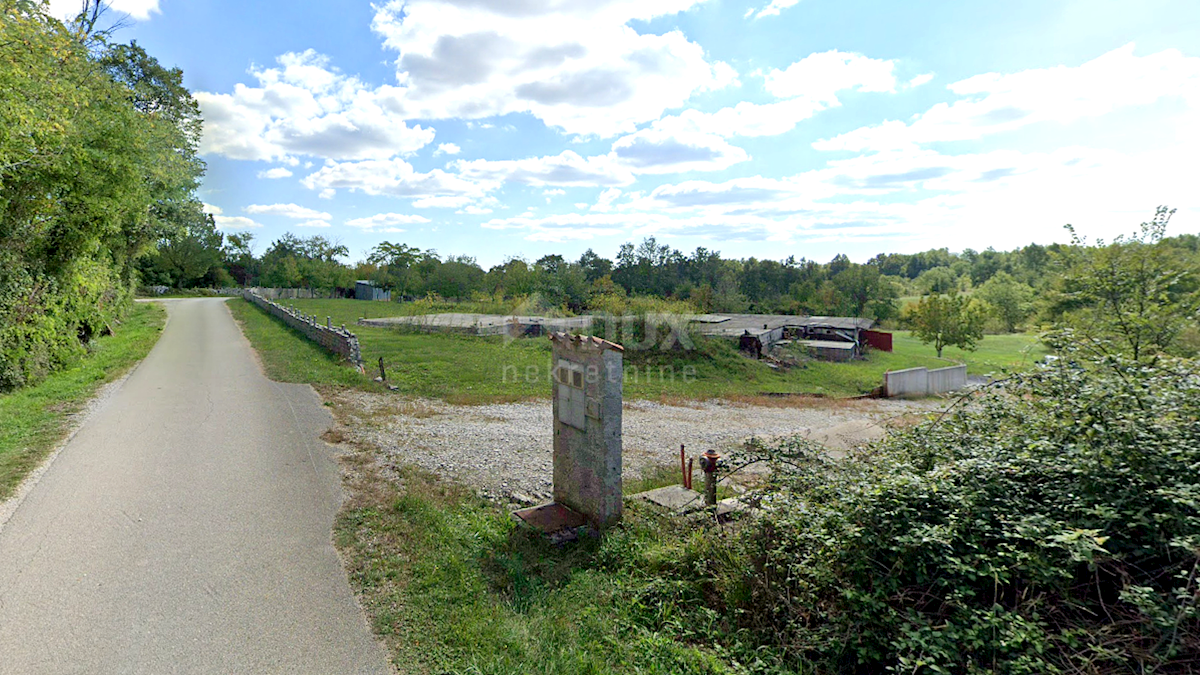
{"left": 329, "top": 391, "right": 938, "bottom": 503}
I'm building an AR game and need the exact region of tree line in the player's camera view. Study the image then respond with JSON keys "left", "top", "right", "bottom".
{"left": 158, "top": 212, "right": 1200, "bottom": 353}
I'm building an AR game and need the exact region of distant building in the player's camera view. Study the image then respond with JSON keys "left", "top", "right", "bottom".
{"left": 354, "top": 280, "right": 391, "bottom": 302}
{"left": 691, "top": 314, "right": 892, "bottom": 361}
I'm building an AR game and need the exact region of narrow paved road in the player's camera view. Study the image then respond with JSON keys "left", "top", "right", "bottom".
{"left": 0, "top": 299, "right": 392, "bottom": 674}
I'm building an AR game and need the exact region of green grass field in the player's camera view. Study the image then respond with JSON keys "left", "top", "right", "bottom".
{"left": 231, "top": 297, "right": 1046, "bottom": 402}
{"left": 0, "top": 302, "right": 166, "bottom": 500}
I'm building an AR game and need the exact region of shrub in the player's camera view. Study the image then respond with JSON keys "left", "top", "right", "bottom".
{"left": 741, "top": 339, "right": 1200, "bottom": 673}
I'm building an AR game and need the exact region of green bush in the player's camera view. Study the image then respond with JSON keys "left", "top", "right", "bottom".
{"left": 740, "top": 338, "right": 1200, "bottom": 673}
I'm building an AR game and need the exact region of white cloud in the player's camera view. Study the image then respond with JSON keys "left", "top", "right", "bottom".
{"left": 196, "top": 50, "right": 436, "bottom": 162}
{"left": 591, "top": 188, "right": 622, "bottom": 212}
{"left": 747, "top": 0, "right": 801, "bottom": 20}
{"left": 434, "top": 142, "right": 461, "bottom": 156}
{"left": 650, "top": 51, "right": 899, "bottom": 140}
{"left": 909, "top": 73, "right": 935, "bottom": 88}
{"left": 245, "top": 203, "right": 332, "bottom": 221}
{"left": 369, "top": 0, "right": 736, "bottom": 136}
{"left": 453, "top": 151, "right": 634, "bottom": 187}
{"left": 481, "top": 212, "right": 637, "bottom": 242}
{"left": 257, "top": 167, "right": 294, "bottom": 179}
{"left": 344, "top": 213, "right": 432, "bottom": 230}
{"left": 48, "top": 0, "right": 160, "bottom": 21}
{"left": 764, "top": 50, "right": 897, "bottom": 101}
{"left": 202, "top": 203, "right": 224, "bottom": 215}
{"left": 610, "top": 128, "right": 749, "bottom": 173}
{"left": 457, "top": 205, "right": 494, "bottom": 215}
{"left": 295, "top": 220, "right": 332, "bottom": 228}
{"left": 212, "top": 215, "right": 262, "bottom": 230}
{"left": 301, "top": 158, "right": 494, "bottom": 200}
{"left": 815, "top": 44, "right": 1200, "bottom": 152}
{"left": 543, "top": 188, "right": 567, "bottom": 196}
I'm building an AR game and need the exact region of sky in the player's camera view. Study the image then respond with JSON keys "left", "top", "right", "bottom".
{"left": 51, "top": 0, "right": 1200, "bottom": 267}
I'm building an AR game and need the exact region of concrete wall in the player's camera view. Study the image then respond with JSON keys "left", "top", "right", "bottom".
{"left": 885, "top": 364, "right": 968, "bottom": 397}
{"left": 927, "top": 365, "right": 967, "bottom": 395}
{"left": 243, "top": 290, "right": 363, "bottom": 367}
{"left": 885, "top": 367, "right": 929, "bottom": 398}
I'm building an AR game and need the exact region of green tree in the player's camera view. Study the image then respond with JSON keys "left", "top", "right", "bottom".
{"left": 138, "top": 207, "right": 223, "bottom": 288}
{"left": 906, "top": 292, "right": 986, "bottom": 358}
{"left": 975, "top": 270, "right": 1033, "bottom": 332}
{"left": 1054, "top": 207, "right": 1199, "bottom": 361}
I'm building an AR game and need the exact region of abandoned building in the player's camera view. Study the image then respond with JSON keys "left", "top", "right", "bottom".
{"left": 354, "top": 280, "right": 391, "bottom": 302}
{"left": 692, "top": 314, "right": 891, "bottom": 362}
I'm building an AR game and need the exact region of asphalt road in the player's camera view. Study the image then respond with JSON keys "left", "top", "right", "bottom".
{"left": 0, "top": 299, "right": 393, "bottom": 674}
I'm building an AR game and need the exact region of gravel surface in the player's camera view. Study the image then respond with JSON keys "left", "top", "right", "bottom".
{"left": 329, "top": 391, "right": 939, "bottom": 503}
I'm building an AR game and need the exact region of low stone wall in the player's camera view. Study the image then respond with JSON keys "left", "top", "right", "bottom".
{"left": 884, "top": 364, "right": 968, "bottom": 397}
{"left": 242, "top": 290, "right": 362, "bottom": 367}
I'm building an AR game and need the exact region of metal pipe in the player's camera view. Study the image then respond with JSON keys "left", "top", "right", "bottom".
{"left": 699, "top": 449, "right": 720, "bottom": 506}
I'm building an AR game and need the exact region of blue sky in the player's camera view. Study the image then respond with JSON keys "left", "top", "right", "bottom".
{"left": 55, "top": 0, "right": 1200, "bottom": 266}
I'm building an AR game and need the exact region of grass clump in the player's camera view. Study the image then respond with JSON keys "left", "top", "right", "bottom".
{"left": 0, "top": 302, "right": 165, "bottom": 499}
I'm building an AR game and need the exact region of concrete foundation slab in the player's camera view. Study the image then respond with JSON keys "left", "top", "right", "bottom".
{"left": 631, "top": 485, "right": 704, "bottom": 512}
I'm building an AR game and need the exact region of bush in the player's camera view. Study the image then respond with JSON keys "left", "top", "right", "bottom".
{"left": 740, "top": 339, "right": 1200, "bottom": 673}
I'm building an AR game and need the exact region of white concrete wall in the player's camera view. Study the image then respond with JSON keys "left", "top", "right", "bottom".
{"left": 885, "top": 367, "right": 929, "bottom": 398}
{"left": 885, "top": 365, "right": 968, "bottom": 397}
{"left": 927, "top": 365, "right": 967, "bottom": 395}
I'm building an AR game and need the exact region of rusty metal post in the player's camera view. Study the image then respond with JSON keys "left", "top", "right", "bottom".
{"left": 699, "top": 449, "right": 720, "bottom": 506}
{"left": 378, "top": 357, "right": 387, "bottom": 382}
{"left": 680, "top": 444, "right": 687, "bottom": 489}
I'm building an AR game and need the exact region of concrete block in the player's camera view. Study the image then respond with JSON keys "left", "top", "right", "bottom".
{"left": 550, "top": 333, "right": 624, "bottom": 528}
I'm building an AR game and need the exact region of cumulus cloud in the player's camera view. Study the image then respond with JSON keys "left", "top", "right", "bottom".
{"left": 746, "top": 0, "right": 801, "bottom": 20}
{"left": 212, "top": 216, "right": 262, "bottom": 230}
{"left": 257, "top": 167, "right": 294, "bottom": 179}
{"left": 196, "top": 50, "right": 435, "bottom": 162}
{"left": 764, "top": 50, "right": 897, "bottom": 101}
{"left": 295, "top": 220, "right": 332, "bottom": 228}
{"left": 650, "top": 51, "right": 899, "bottom": 140}
{"left": 610, "top": 128, "right": 749, "bottom": 173}
{"left": 301, "top": 158, "right": 494, "bottom": 200}
{"left": 434, "top": 142, "right": 462, "bottom": 156}
{"left": 814, "top": 44, "right": 1200, "bottom": 152}
{"left": 245, "top": 203, "right": 332, "bottom": 221}
{"left": 344, "top": 213, "right": 433, "bottom": 230}
{"left": 453, "top": 151, "right": 634, "bottom": 187}
{"left": 370, "top": 0, "right": 737, "bottom": 136}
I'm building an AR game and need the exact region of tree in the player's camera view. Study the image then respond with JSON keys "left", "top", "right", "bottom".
{"left": 975, "top": 270, "right": 1033, "bottom": 332}
{"left": 906, "top": 292, "right": 986, "bottom": 358}
{"left": 138, "top": 207, "right": 223, "bottom": 288}
{"left": 1054, "top": 207, "right": 1199, "bottom": 361}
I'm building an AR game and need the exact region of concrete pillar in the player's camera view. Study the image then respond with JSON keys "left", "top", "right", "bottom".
{"left": 549, "top": 332, "right": 624, "bottom": 528}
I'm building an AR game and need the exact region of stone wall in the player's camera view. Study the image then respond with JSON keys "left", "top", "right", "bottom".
{"left": 242, "top": 290, "right": 362, "bottom": 367}
{"left": 927, "top": 364, "right": 968, "bottom": 395}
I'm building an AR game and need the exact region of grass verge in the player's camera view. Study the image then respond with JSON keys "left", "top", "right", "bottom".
{"left": 332, "top": 426, "right": 785, "bottom": 675}
{"left": 0, "top": 302, "right": 166, "bottom": 500}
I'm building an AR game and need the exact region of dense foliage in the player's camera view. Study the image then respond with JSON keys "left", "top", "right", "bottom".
{"left": 0, "top": 1, "right": 205, "bottom": 390}
{"left": 735, "top": 344, "right": 1200, "bottom": 673}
